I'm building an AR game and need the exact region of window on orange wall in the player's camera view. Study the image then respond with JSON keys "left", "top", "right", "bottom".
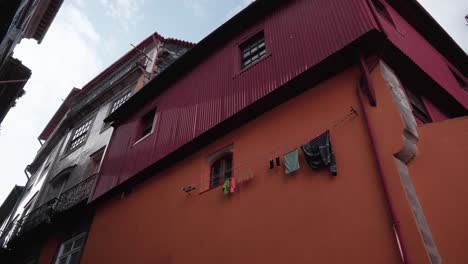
{"left": 55, "top": 232, "right": 86, "bottom": 264}
{"left": 210, "top": 153, "right": 233, "bottom": 188}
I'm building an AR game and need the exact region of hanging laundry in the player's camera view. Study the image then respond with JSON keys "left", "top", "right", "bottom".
{"left": 284, "top": 148, "right": 300, "bottom": 174}
{"left": 230, "top": 177, "right": 236, "bottom": 193}
{"left": 223, "top": 178, "right": 230, "bottom": 194}
{"left": 301, "top": 130, "right": 337, "bottom": 176}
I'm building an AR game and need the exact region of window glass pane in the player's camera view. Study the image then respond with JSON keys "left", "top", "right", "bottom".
{"left": 240, "top": 31, "right": 266, "bottom": 69}
{"left": 224, "top": 156, "right": 232, "bottom": 179}
{"left": 63, "top": 241, "right": 73, "bottom": 253}
{"left": 58, "top": 257, "right": 68, "bottom": 264}
{"left": 73, "top": 236, "right": 84, "bottom": 249}
{"left": 69, "top": 252, "right": 81, "bottom": 264}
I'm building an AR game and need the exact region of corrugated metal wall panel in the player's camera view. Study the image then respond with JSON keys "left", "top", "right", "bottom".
{"left": 91, "top": 0, "right": 377, "bottom": 200}
{"left": 378, "top": 3, "right": 468, "bottom": 109}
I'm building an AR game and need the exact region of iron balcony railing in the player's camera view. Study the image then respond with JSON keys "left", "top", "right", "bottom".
{"left": 8, "top": 175, "right": 96, "bottom": 243}
{"left": 55, "top": 174, "right": 96, "bottom": 212}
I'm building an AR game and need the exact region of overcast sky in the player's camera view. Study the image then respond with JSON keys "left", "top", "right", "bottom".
{"left": 0, "top": 0, "right": 467, "bottom": 203}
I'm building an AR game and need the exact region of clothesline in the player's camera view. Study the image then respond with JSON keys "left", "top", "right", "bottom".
{"left": 192, "top": 107, "right": 358, "bottom": 188}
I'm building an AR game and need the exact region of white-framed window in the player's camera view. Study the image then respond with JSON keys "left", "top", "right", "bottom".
{"left": 68, "top": 118, "right": 93, "bottom": 152}
{"left": 110, "top": 90, "right": 132, "bottom": 114}
{"left": 55, "top": 233, "right": 86, "bottom": 264}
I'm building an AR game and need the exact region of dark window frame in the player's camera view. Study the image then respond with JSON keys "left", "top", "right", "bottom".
{"left": 65, "top": 116, "right": 94, "bottom": 154}
{"left": 209, "top": 153, "right": 233, "bottom": 189}
{"left": 134, "top": 108, "right": 157, "bottom": 144}
{"left": 101, "top": 89, "right": 134, "bottom": 133}
{"left": 109, "top": 89, "right": 133, "bottom": 114}
{"left": 240, "top": 31, "right": 267, "bottom": 69}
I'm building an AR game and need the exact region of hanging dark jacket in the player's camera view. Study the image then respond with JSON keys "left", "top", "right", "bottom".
{"left": 300, "top": 130, "right": 337, "bottom": 176}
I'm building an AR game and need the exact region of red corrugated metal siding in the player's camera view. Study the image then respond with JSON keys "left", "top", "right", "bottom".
{"left": 91, "top": 0, "right": 378, "bottom": 201}
{"left": 377, "top": 3, "right": 468, "bottom": 109}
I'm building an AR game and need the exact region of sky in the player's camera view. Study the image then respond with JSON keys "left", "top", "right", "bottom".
{"left": 0, "top": 0, "right": 467, "bottom": 204}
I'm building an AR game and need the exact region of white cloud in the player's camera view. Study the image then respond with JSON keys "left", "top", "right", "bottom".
{"left": 183, "top": 0, "right": 210, "bottom": 18}
{"left": 417, "top": 0, "right": 468, "bottom": 53}
{"left": 100, "top": 0, "right": 145, "bottom": 31}
{"left": 0, "top": 3, "right": 103, "bottom": 203}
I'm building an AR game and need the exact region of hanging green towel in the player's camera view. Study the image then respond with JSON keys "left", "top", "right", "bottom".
{"left": 223, "top": 178, "right": 230, "bottom": 194}
{"left": 284, "top": 148, "right": 300, "bottom": 174}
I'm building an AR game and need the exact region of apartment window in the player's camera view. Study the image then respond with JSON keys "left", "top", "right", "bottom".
{"left": 49, "top": 173, "right": 70, "bottom": 198}
{"left": 86, "top": 149, "right": 104, "bottom": 177}
{"left": 240, "top": 31, "right": 266, "bottom": 68}
{"left": 68, "top": 118, "right": 93, "bottom": 152}
{"left": 110, "top": 90, "right": 133, "bottom": 114}
{"left": 139, "top": 109, "right": 156, "bottom": 139}
{"left": 55, "top": 233, "right": 86, "bottom": 264}
{"left": 406, "top": 88, "right": 432, "bottom": 124}
{"left": 210, "top": 153, "right": 233, "bottom": 188}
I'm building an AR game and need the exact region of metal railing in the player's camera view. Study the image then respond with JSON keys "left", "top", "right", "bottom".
{"left": 55, "top": 175, "right": 96, "bottom": 212}
{"left": 5, "top": 175, "right": 96, "bottom": 244}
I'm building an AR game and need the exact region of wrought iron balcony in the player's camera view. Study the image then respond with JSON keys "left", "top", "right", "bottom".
{"left": 55, "top": 175, "right": 96, "bottom": 212}
{"left": 17, "top": 198, "right": 58, "bottom": 236}
{"left": 7, "top": 175, "right": 96, "bottom": 243}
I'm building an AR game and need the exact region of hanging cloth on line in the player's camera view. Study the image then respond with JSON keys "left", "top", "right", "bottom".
{"left": 230, "top": 177, "right": 236, "bottom": 193}
{"left": 284, "top": 148, "right": 300, "bottom": 174}
{"left": 223, "top": 178, "right": 230, "bottom": 194}
{"left": 301, "top": 130, "right": 337, "bottom": 176}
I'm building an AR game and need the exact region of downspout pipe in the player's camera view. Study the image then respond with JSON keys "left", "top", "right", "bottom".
{"left": 357, "top": 80, "right": 409, "bottom": 264}
{"left": 149, "top": 34, "right": 160, "bottom": 81}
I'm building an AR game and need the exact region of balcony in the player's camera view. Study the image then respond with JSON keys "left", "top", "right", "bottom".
{"left": 6, "top": 175, "right": 96, "bottom": 244}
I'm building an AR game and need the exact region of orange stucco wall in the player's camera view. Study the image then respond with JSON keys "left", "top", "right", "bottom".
{"left": 408, "top": 117, "right": 468, "bottom": 263}
{"left": 80, "top": 65, "right": 430, "bottom": 263}
{"left": 37, "top": 233, "right": 61, "bottom": 264}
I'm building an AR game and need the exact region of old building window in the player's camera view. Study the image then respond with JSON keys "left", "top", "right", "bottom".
{"left": 405, "top": 88, "right": 432, "bottom": 124}
{"left": 240, "top": 31, "right": 266, "bottom": 68}
{"left": 210, "top": 153, "right": 233, "bottom": 188}
{"left": 55, "top": 233, "right": 86, "bottom": 264}
{"left": 110, "top": 90, "right": 133, "bottom": 114}
{"left": 49, "top": 173, "right": 70, "bottom": 198}
{"left": 139, "top": 108, "right": 156, "bottom": 140}
{"left": 68, "top": 118, "right": 93, "bottom": 152}
{"left": 86, "top": 148, "right": 104, "bottom": 177}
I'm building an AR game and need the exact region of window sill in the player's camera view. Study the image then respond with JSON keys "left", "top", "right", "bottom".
{"left": 132, "top": 131, "right": 153, "bottom": 147}
{"left": 233, "top": 53, "right": 272, "bottom": 79}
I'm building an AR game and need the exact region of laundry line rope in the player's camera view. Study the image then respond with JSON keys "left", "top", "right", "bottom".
{"left": 195, "top": 107, "right": 358, "bottom": 187}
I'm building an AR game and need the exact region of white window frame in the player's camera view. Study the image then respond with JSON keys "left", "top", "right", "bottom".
{"left": 55, "top": 232, "right": 86, "bottom": 264}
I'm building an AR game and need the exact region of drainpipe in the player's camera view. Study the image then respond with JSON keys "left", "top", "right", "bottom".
{"left": 357, "top": 84, "right": 409, "bottom": 264}
{"left": 24, "top": 165, "right": 31, "bottom": 180}
{"left": 149, "top": 34, "right": 160, "bottom": 81}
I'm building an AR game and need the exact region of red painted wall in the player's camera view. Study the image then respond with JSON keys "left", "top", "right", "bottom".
{"left": 91, "top": 0, "right": 379, "bottom": 201}
{"left": 423, "top": 97, "right": 449, "bottom": 123}
{"left": 82, "top": 67, "right": 413, "bottom": 264}
{"left": 408, "top": 117, "right": 468, "bottom": 263}
{"left": 375, "top": 1, "right": 468, "bottom": 108}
